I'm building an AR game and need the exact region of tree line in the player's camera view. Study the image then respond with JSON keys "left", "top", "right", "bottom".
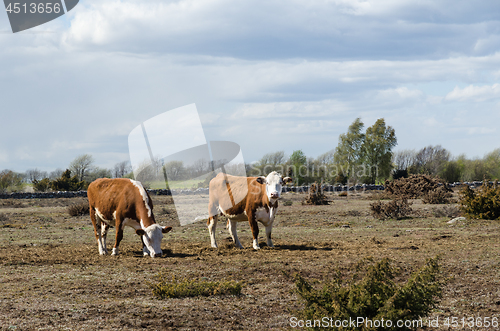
{"left": 0, "top": 155, "right": 133, "bottom": 193}
{"left": 1, "top": 117, "right": 498, "bottom": 192}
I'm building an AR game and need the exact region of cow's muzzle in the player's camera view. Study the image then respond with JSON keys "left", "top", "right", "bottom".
{"left": 152, "top": 252, "right": 163, "bottom": 258}
{"left": 270, "top": 192, "right": 280, "bottom": 199}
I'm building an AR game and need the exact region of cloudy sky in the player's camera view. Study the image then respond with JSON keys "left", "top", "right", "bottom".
{"left": 1, "top": 0, "right": 500, "bottom": 172}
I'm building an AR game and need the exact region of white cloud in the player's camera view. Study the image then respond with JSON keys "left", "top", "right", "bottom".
{"left": 445, "top": 84, "right": 500, "bottom": 102}
{"left": 1, "top": 0, "right": 500, "bottom": 170}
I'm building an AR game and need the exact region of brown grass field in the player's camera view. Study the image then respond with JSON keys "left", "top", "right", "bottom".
{"left": 1, "top": 191, "right": 500, "bottom": 330}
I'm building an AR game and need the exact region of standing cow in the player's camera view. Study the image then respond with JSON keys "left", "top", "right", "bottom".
{"left": 207, "top": 171, "right": 292, "bottom": 250}
{"left": 87, "top": 178, "right": 172, "bottom": 258}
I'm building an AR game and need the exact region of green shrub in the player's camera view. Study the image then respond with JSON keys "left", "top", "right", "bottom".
{"left": 370, "top": 198, "right": 413, "bottom": 220}
{"left": 33, "top": 178, "right": 50, "bottom": 192}
{"left": 68, "top": 202, "right": 90, "bottom": 216}
{"left": 459, "top": 181, "right": 500, "bottom": 220}
{"left": 294, "top": 257, "right": 442, "bottom": 331}
{"left": 50, "top": 169, "right": 84, "bottom": 191}
{"left": 148, "top": 274, "right": 242, "bottom": 299}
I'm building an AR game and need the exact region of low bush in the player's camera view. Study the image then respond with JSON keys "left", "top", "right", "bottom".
{"left": 370, "top": 198, "right": 413, "bottom": 220}
{"left": 68, "top": 202, "right": 90, "bottom": 216}
{"left": 421, "top": 186, "right": 453, "bottom": 204}
{"left": 0, "top": 213, "right": 9, "bottom": 224}
{"left": 294, "top": 257, "right": 442, "bottom": 331}
{"left": 304, "top": 182, "right": 329, "bottom": 205}
{"left": 385, "top": 175, "right": 451, "bottom": 199}
{"left": 432, "top": 205, "right": 461, "bottom": 218}
{"left": 459, "top": 181, "right": 500, "bottom": 220}
{"left": 149, "top": 274, "right": 242, "bottom": 299}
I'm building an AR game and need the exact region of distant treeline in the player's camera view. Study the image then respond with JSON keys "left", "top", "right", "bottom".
{"left": 1, "top": 118, "right": 499, "bottom": 192}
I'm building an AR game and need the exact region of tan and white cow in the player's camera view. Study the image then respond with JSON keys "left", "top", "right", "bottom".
{"left": 207, "top": 171, "right": 292, "bottom": 250}
{"left": 87, "top": 178, "right": 172, "bottom": 258}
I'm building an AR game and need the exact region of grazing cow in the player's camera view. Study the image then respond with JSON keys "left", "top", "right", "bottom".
{"left": 207, "top": 171, "right": 292, "bottom": 250}
{"left": 87, "top": 178, "right": 172, "bottom": 258}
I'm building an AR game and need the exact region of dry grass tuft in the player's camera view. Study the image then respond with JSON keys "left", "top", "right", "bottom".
{"left": 67, "top": 202, "right": 90, "bottom": 216}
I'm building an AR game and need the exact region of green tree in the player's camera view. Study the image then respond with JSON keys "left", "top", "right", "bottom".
{"left": 0, "top": 170, "right": 24, "bottom": 193}
{"left": 333, "top": 118, "right": 365, "bottom": 181}
{"left": 289, "top": 150, "right": 307, "bottom": 185}
{"left": 50, "top": 169, "right": 84, "bottom": 191}
{"left": 362, "top": 119, "right": 397, "bottom": 184}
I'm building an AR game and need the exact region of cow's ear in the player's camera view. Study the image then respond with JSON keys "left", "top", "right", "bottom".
{"left": 256, "top": 176, "right": 266, "bottom": 184}
{"left": 283, "top": 177, "right": 293, "bottom": 184}
{"left": 136, "top": 229, "right": 146, "bottom": 236}
{"left": 162, "top": 226, "right": 172, "bottom": 233}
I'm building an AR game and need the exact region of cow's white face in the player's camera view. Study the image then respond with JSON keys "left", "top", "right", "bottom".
{"left": 138, "top": 224, "right": 172, "bottom": 258}
{"left": 257, "top": 171, "right": 292, "bottom": 202}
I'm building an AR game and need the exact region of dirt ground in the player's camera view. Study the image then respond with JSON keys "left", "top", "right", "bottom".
{"left": 1, "top": 191, "right": 500, "bottom": 330}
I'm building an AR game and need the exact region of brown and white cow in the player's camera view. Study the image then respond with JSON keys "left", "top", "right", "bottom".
{"left": 87, "top": 178, "right": 172, "bottom": 258}
{"left": 207, "top": 171, "right": 292, "bottom": 250}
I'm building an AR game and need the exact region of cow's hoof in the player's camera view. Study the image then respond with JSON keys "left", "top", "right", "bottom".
{"left": 253, "top": 246, "right": 261, "bottom": 250}
{"left": 111, "top": 248, "right": 119, "bottom": 256}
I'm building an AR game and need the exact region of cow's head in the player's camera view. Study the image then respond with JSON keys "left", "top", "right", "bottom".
{"left": 136, "top": 225, "right": 172, "bottom": 258}
{"left": 256, "top": 171, "right": 292, "bottom": 202}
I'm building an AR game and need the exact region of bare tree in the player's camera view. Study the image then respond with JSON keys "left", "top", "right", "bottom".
{"left": 25, "top": 168, "right": 48, "bottom": 183}
{"left": 163, "top": 161, "right": 185, "bottom": 181}
{"left": 49, "top": 168, "right": 64, "bottom": 180}
{"left": 316, "top": 150, "right": 335, "bottom": 165}
{"left": 192, "top": 158, "right": 210, "bottom": 177}
{"left": 393, "top": 149, "right": 416, "bottom": 171}
{"left": 113, "top": 161, "right": 132, "bottom": 178}
{"left": 412, "top": 145, "right": 450, "bottom": 176}
{"left": 69, "top": 154, "right": 95, "bottom": 182}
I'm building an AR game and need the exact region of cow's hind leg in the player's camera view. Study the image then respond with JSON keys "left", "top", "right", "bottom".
{"left": 102, "top": 223, "right": 110, "bottom": 254}
{"left": 207, "top": 215, "right": 218, "bottom": 248}
{"left": 90, "top": 208, "right": 108, "bottom": 255}
{"left": 227, "top": 220, "right": 243, "bottom": 249}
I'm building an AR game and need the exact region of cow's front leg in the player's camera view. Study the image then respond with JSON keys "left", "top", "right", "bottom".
{"left": 265, "top": 223, "right": 274, "bottom": 248}
{"left": 112, "top": 220, "right": 124, "bottom": 256}
{"left": 227, "top": 220, "right": 243, "bottom": 249}
{"left": 207, "top": 215, "right": 218, "bottom": 248}
{"left": 142, "top": 236, "right": 150, "bottom": 256}
{"left": 248, "top": 211, "right": 260, "bottom": 250}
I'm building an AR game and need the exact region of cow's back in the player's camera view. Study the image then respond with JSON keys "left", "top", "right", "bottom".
{"left": 208, "top": 173, "right": 265, "bottom": 216}
{"left": 88, "top": 178, "right": 133, "bottom": 216}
